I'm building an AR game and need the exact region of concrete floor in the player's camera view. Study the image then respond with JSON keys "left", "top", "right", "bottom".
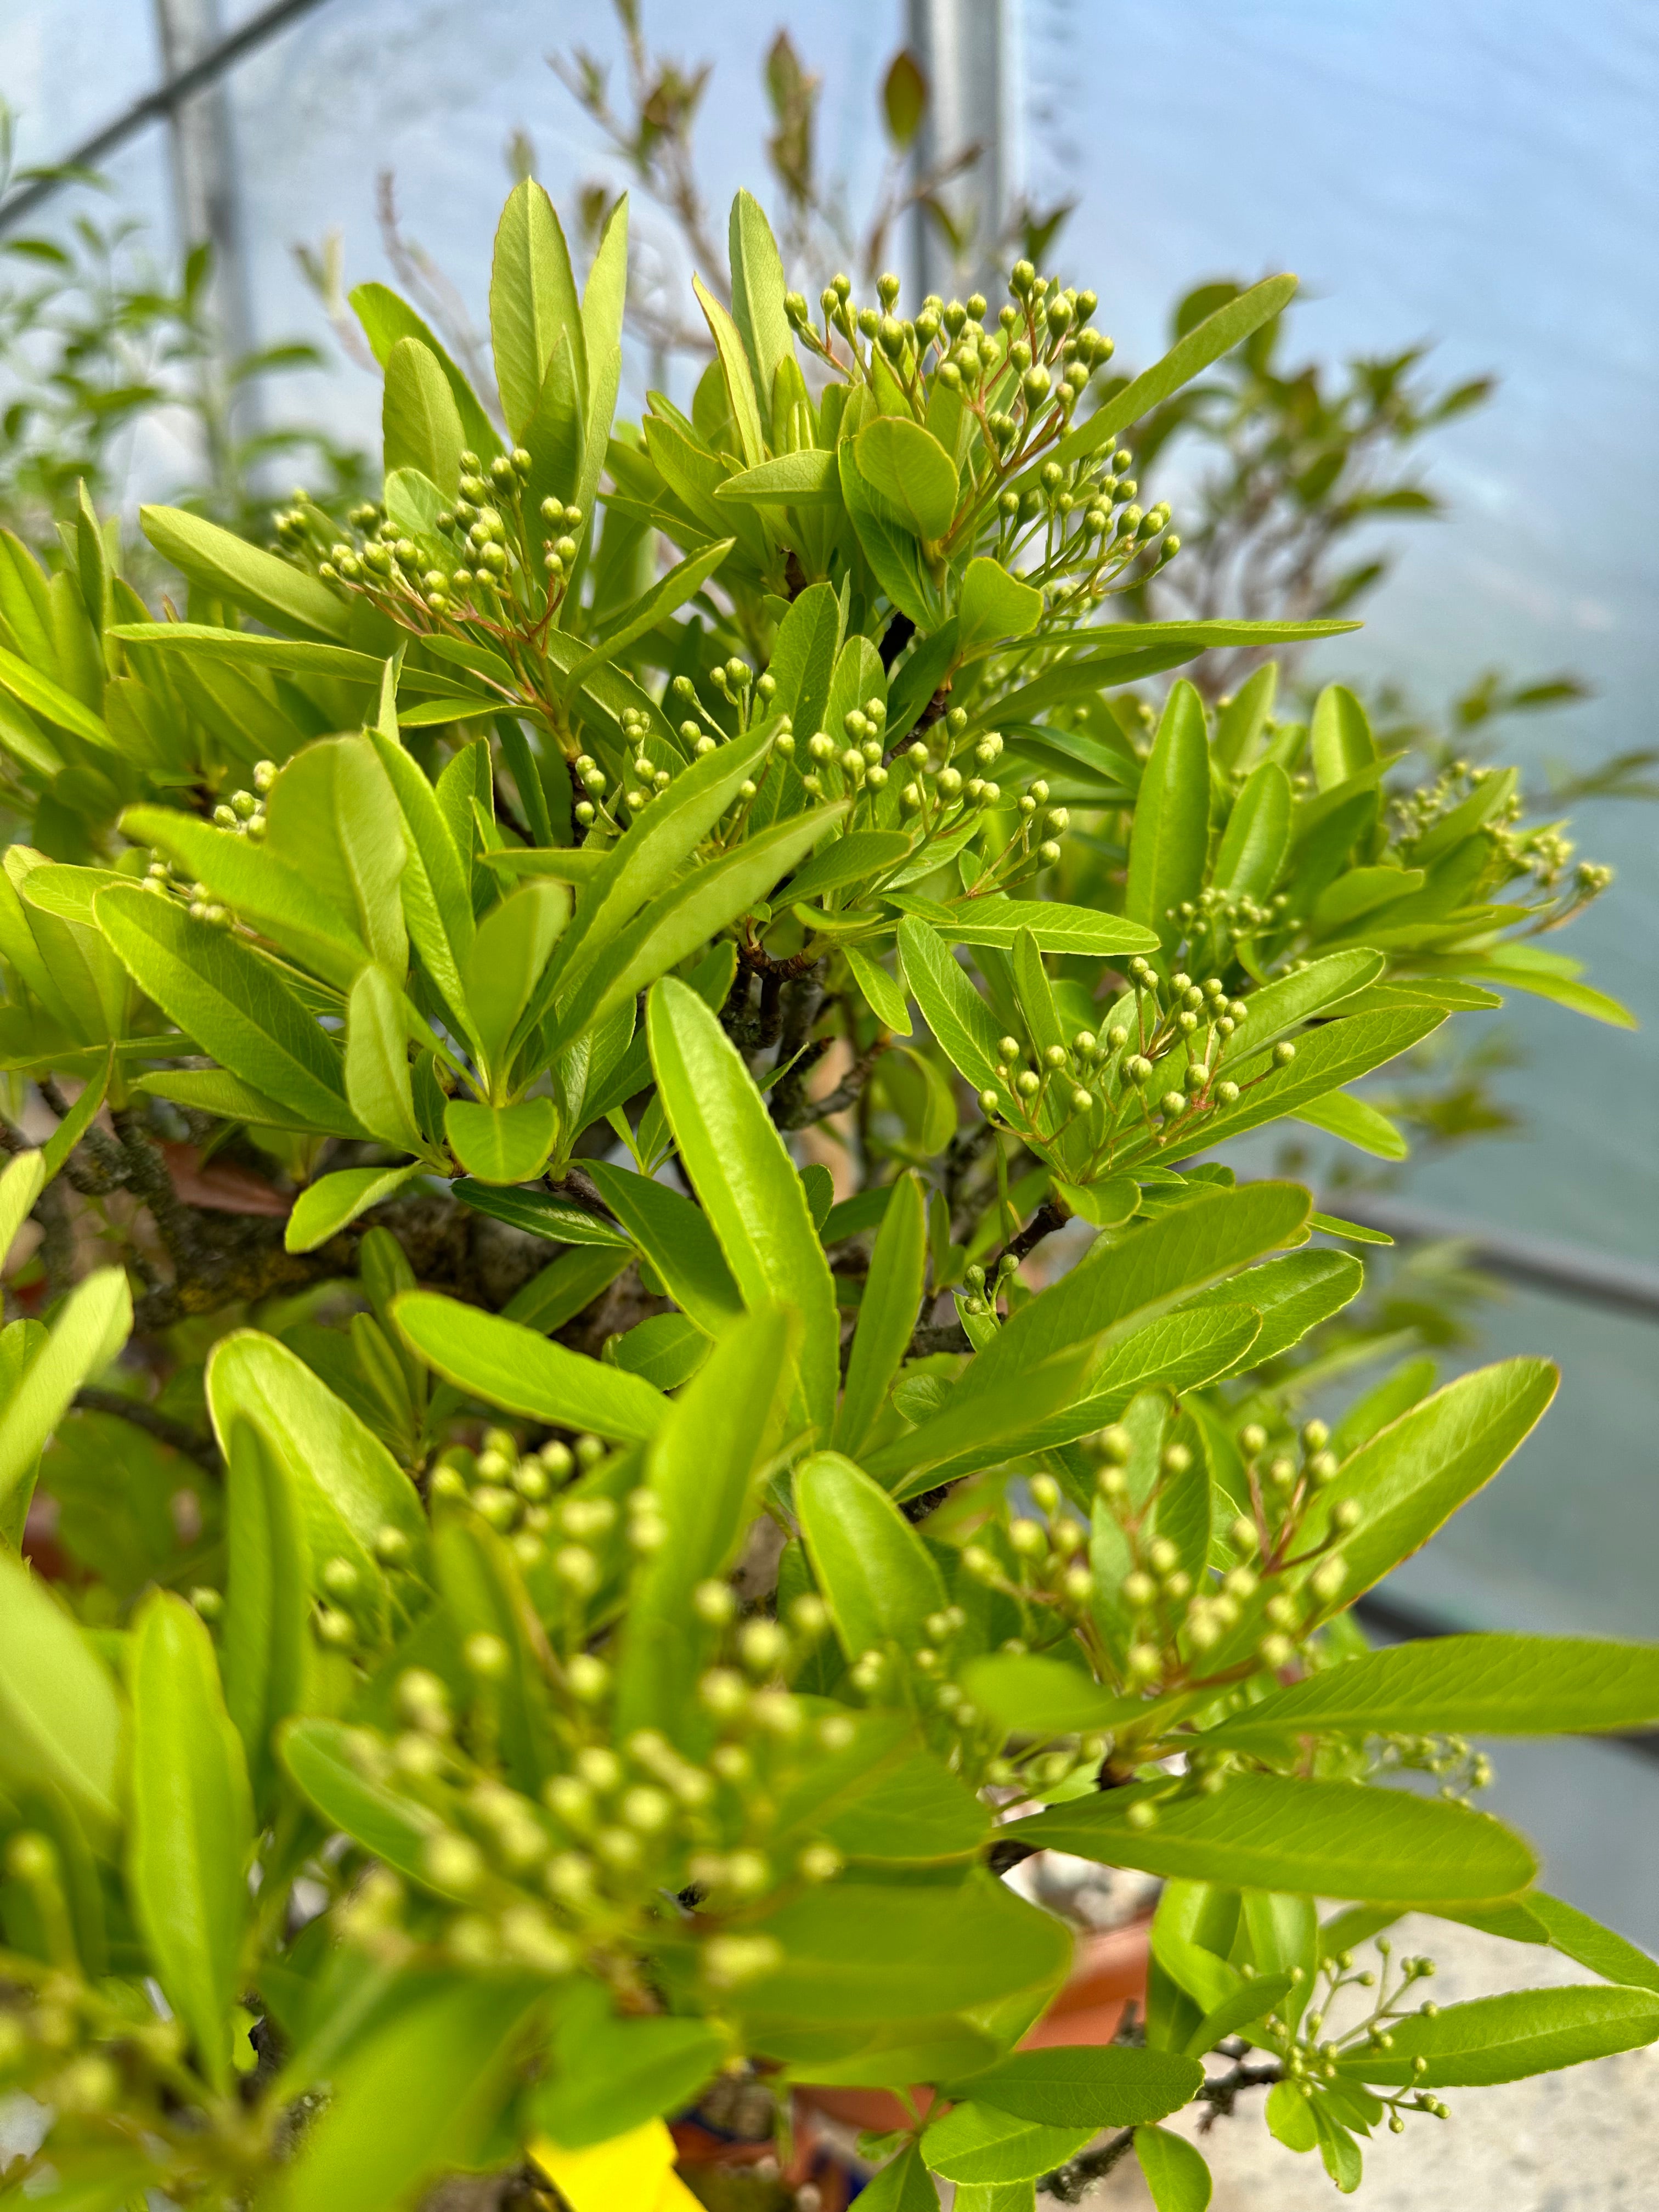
{"left": 1082, "top": 1915, "right": 1659, "bottom": 2210}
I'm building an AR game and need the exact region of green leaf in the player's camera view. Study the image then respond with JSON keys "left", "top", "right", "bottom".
{"left": 836, "top": 1172, "right": 927, "bottom": 1454}
{"left": 1341, "top": 1984, "right": 1659, "bottom": 2088}
{"left": 522, "top": 332, "right": 586, "bottom": 525}
{"left": 490, "top": 178, "right": 585, "bottom": 441}
{"left": 770, "top": 1710, "right": 990, "bottom": 1864}
{"left": 369, "top": 725, "right": 475, "bottom": 1020}
{"left": 0, "top": 1545, "right": 123, "bottom": 1848}
{"left": 613, "top": 1308, "right": 797, "bottom": 1738}
{"left": 1265, "top": 2076, "right": 1318, "bottom": 2152}
{"left": 1213, "top": 661, "right": 1278, "bottom": 771}
{"left": 452, "top": 1180, "right": 633, "bottom": 1250}
{"left": 393, "top": 1292, "right": 668, "bottom": 1441}
{"left": 1135, "top": 2129, "right": 1211, "bottom": 2212}
{"left": 98, "top": 886, "right": 359, "bottom": 1131}
{"left": 741, "top": 1866, "right": 1070, "bottom": 2024}
{"left": 578, "top": 194, "right": 629, "bottom": 515}
{"left": 0, "top": 1147, "right": 44, "bottom": 1262}
{"left": 1177, "top": 1248, "right": 1361, "bottom": 1374}
{"left": 0, "top": 1267, "right": 129, "bottom": 1528}
{"left": 532, "top": 1981, "right": 725, "bottom": 2152}
{"left": 586, "top": 1161, "right": 743, "bottom": 1334}
{"left": 946, "top": 1182, "right": 1311, "bottom": 1422}
{"left": 919, "top": 2103, "right": 1093, "bottom": 2186}
{"left": 1312, "top": 864, "right": 1426, "bottom": 930}
{"left": 716, "top": 447, "right": 841, "bottom": 505}
{"left": 935, "top": 900, "right": 1159, "bottom": 957}
{"left": 132, "top": 1066, "right": 340, "bottom": 1136}
{"left": 1209, "top": 1634, "right": 1659, "bottom": 1751}
{"left": 1033, "top": 274, "right": 1299, "bottom": 483}
{"left": 957, "top": 556, "right": 1043, "bottom": 651}
{"left": 269, "top": 1970, "right": 544, "bottom": 2212}
{"left": 1005, "top": 1775, "right": 1537, "bottom": 1903}
{"left": 1310, "top": 684, "right": 1376, "bottom": 792}
{"left": 855, "top": 416, "right": 960, "bottom": 540}
{"left": 460, "top": 879, "right": 572, "bottom": 1079}
{"left": 846, "top": 945, "right": 912, "bottom": 1034}
{"left": 127, "top": 1592, "right": 253, "bottom": 2093}
{"left": 1295, "top": 1359, "right": 1558, "bottom": 1606}
{"left": 443, "top": 1097, "right": 556, "bottom": 1183}
{"left": 729, "top": 189, "right": 794, "bottom": 423}
{"left": 785, "top": 830, "right": 913, "bottom": 909}
{"left": 863, "top": 1338, "right": 1099, "bottom": 1497}
{"left": 1177, "top": 1006, "right": 1442, "bottom": 1156}
{"left": 958, "top": 1653, "right": 1147, "bottom": 1739}
{"left": 949, "top": 2044, "right": 1203, "bottom": 2129}
{"left": 538, "top": 722, "right": 775, "bottom": 1024}
{"left": 899, "top": 916, "right": 1006, "bottom": 1098}
{"left": 855, "top": 2146, "right": 944, "bottom": 2212}
{"left": 284, "top": 1164, "right": 422, "bottom": 1254}
{"left": 279, "top": 1718, "right": 448, "bottom": 1888}
{"left": 839, "top": 440, "right": 939, "bottom": 627}
{"left": 553, "top": 805, "right": 845, "bottom": 1052}
{"left": 382, "top": 338, "right": 464, "bottom": 496}
{"left": 1213, "top": 760, "right": 1290, "bottom": 902}
{"left": 505, "top": 1245, "right": 631, "bottom": 1333}
{"left": 692, "top": 273, "right": 768, "bottom": 466}
{"left": 767, "top": 579, "right": 844, "bottom": 737}
{"left": 647, "top": 977, "right": 839, "bottom": 1436}
{"left": 345, "top": 963, "right": 424, "bottom": 1153}
{"left": 264, "top": 735, "right": 407, "bottom": 975}
{"left": 139, "top": 505, "right": 351, "bottom": 642}
{"left": 1525, "top": 1892, "right": 1659, "bottom": 1994}
{"left": 0, "top": 639, "right": 115, "bottom": 752}
{"left": 796, "top": 1450, "right": 948, "bottom": 1659}
{"left": 1126, "top": 680, "right": 1210, "bottom": 946}
{"left": 1290, "top": 1087, "right": 1408, "bottom": 1160}
{"left": 350, "top": 280, "right": 503, "bottom": 460}
{"left": 221, "top": 1418, "right": 313, "bottom": 1814}
{"left": 564, "top": 539, "right": 735, "bottom": 687}
{"left": 206, "top": 1331, "right": 427, "bottom": 1624}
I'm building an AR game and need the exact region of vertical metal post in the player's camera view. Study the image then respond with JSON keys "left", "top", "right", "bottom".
{"left": 906, "top": 0, "right": 1022, "bottom": 300}
{"left": 153, "top": 0, "right": 257, "bottom": 499}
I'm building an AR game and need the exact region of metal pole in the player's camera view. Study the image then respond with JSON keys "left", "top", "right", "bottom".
{"left": 153, "top": 0, "right": 258, "bottom": 500}
{"left": 0, "top": 0, "right": 337, "bottom": 237}
{"left": 906, "top": 0, "right": 1022, "bottom": 301}
{"left": 1325, "top": 1195, "right": 1659, "bottom": 1325}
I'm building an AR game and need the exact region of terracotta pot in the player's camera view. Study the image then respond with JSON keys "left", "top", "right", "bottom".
{"left": 791, "top": 1913, "right": 1152, "bottom": 2140}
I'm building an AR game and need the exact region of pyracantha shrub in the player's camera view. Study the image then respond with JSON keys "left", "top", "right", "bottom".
{"left": 0, "top": 184, "right": 1647, "bottom": 2211}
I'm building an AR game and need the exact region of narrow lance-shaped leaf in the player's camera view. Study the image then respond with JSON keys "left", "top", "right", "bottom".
{"left": 1340, "top": 1985, "right": 1659, "bottom": 2089}
{"left": 1004, "top": 1773, "right": 1537, "bottom": 1903}
{"left": 797, "top": 1451, "right": 948, "bottom": 1661}
{"left": 1125, "top": 680, "right": 1210, "bottom": 948}
{"left": 0, "top": 1545, "right": 123, "bottom": 1849}
{"left": 127, "top": 1593, "right": 254, "bottom": 2094}
{"left": 647, "top": 978, "right": 840, "bottom": 1438}
{"left": 836, "top": 1173, "right": 927, "bottom": 1454}
{"left": 1209, "top": 1633, "right": 1659, "bottom": 1750}
{"left": 394, "top": 1291, "right": 669, "bottom": 1442}
{"left": 221, "top": 1418, "right": 314, "bottom": 1813}
{"left": 613, "top": 1308, "right": 798, "bottom": 1739}
{"left": 0, "top": 1267, "right": 131, "bottom": 1531}
{"left": 96, "top": 885, "right": 361, "bottom": 1135}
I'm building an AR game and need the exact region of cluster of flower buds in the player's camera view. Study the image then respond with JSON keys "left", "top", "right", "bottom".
{"left": 782, "top": 261, "right": 1177, "bottom": 610}
{"left": 1273, "top": 1937, "right": 1448, "bottom": 2134}
{"left": 326, "top": 1571, "right": 868, "bottom": 2002}
{"left": 275, "top": 458, "right": 585, "bottom": 638}
{"left": 1076, "top": 1415, "right": 1363, "bottom": 1705}
{"left": 0, "top": 1829, "right": 206, "bottom": 2129}
{"left": 140, "top": 760, "right": 283, "bottom": 926}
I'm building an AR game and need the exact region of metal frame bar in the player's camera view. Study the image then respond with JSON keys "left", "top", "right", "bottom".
{"left": 0, "top": 0, "right": 337, "bottom": 234}
{"left": 1327, "top": 1195, "right": 1659, "bottom": 1325}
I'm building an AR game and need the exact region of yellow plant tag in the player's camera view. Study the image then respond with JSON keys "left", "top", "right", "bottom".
{"left": 532, "top": 2119, "right": 704, "bottom": 2211}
